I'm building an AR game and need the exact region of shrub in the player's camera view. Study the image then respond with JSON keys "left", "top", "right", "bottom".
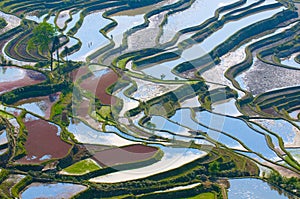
{"left": 0, "top": 18, "right": 7, "bottom": 29}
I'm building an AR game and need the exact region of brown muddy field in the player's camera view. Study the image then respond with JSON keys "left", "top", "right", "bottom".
{"left": 18, "top": 118, "right": 71, "bottom": 164}
{"left": 0, "top": 67, "right": 46, "bottom": 94}
{"left": 80, "top": 69, "right": 118, "bottom": 105}
{"left": 69, "top": 66, "right": 89, "bottom": 82}
{"left": 92, "top": 144, "right": 158, "bottom": 167}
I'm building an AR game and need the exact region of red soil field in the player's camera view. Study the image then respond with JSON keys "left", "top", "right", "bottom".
{"left": 92, "top": 144, "right": 158, "bottom": 167}
{"left": 0, "top": 67, "right": 46, "bottom": 94}
{"left": 262, "top": 107, "right": 281, "bottom": 117}
{"left": 69, "top": 66, "right": 89, "bottom": 82}
{"left": 80, "top": 69, "right": 118, "bottom": 105}
{"left": 18, "top": 118, "right": 71, "bottom": 164}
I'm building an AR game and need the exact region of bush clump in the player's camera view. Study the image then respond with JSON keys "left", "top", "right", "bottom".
{"left": 0, "top": 18, "right": 7, "bottom": 30}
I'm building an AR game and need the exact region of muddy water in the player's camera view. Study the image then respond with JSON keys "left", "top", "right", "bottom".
{"left": 92, "top": 144, "right": 158, "bottom": 167}
{"left": 18, "top": 115, "right": 71, "bottom": 164}
{"left": 80, "top": 69, "right": 118, "bottom": 105}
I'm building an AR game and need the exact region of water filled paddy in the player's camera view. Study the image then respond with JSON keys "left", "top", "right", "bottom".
{"left": 148, "top": 108, "right": 246, "bottom": 149}
{"left": 64, "top": 11, "right": 81, "bottom": 33}
{"left": 21, "top": 183, "right": 87, "bottom": 199}
{"left": 181, "top": 7, "right": 283, "bottom": 60}
{"left": 112, "top": 83, "right": 140, "bottom": 117}
{"left": 195, "top": 111, "right": 279, "bottom": 160}
{"left": 80, "top": 68, "right": 118, "bottom": 105}
{"left": 228, "top": 178, "right": 292, "bottom": 199}
{"left": 109, "top": 14, "right": 145, "bottom": 47}
{"left": 281, "top": 53, "right": 300, "bottom": 69}
{"left": 251, "top": 119, "right": 300, "bottom": 147}
{"left": 0, "top": 130, "right": 7, "bottom": 145}
{"left": 160, "top": 0, "right": 240, "bottom": 43}
{"left": 67, "top": 118, "right": 136, "bottom": 146}
{"left": 25, "top": 14, "right": 47, "bottom": 23}
{"left": 56, "top": 10, "right": 70, "bottom": 29}
{"left": 68, "top": 12, "right": 111, "bottom": 61}
{"left": 16, "top": 93, "right": 60, "bottom": 119}
{"left": 90, "top": 145, "right": 206, "bottom": 183}
{"left": 0, "top": 67, "right": 46, "bottom": 94}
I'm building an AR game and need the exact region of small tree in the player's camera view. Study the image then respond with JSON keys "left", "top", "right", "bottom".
{"left": 28, "top": 22, "right": 56, "bottom": 70}
{"left": 208, "top": 161, "right": 220, "bottom": 175}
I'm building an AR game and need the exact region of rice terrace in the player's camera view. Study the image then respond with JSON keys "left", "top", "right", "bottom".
{"left": 0, "top": 0, "right": 299, "bottom": 198}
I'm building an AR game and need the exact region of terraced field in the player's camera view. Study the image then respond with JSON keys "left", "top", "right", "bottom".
{"left": 0, "top": 0, "right": 299, "bottom": 198}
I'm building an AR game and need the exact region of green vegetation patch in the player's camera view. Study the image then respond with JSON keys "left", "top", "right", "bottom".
{"left": 0, "top": 17, "right": 7, "bottom": 30}
{"left": 62, "top": 158, "right": 102, "bottom": 175}
{"left": 97, "top": 106, "right": 113, "bottom": 121}
{"left": 268, "top": 171, "right": 300, "bottom": 197}
{"left": 0, "top": 111, "right": 13, "bottom": 120}
{"left": 187, "top": 192, "right": 215, "bottom": 199}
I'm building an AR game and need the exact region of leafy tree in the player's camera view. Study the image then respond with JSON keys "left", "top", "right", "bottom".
{"left": 28, "top": 22, "right": 56, "bottom": 70}
{"left": 208, "top": 161, "right": 220, "bottom": 174}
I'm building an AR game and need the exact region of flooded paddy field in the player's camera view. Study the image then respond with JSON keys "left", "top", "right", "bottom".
{"left": 80, "top": 68, "right": 118, "bottom": 105}
{"left": 21, "top": 182, "right": 87, "bottom": 199}
{"left": 0, "top": 66, "right": 46, "bottom": 94}
{"left": 15, "top": 93, "right": 60, "bottom": 119}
